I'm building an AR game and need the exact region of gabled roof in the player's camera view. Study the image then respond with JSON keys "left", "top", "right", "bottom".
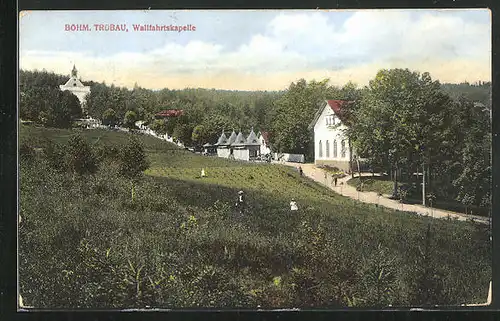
{"left": 246, "top": 127, "right": 260, "bottom": 146}
{"left": 62, "top": 77, "right": 86, "bottom": 88}
{"left": 258, "top": 131, "right": 270, "bottom": 145}
{"left": 231, "top": 132, "right": 247, "bottom": 146}
{"left": 308, "top": 100, "right": 353, "bottom": 130}
{"left": 215, "top": 130, "right": 228, "bottom": 146}
{"left": 227, "top": 130, "right": 238, "bottom": 145}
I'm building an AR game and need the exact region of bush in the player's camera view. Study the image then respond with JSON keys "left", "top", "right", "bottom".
{"left": 66, "top": 133, "right": 99, "bottom": 175}
{"left": 118, "top": 135, "right": 150, "bottom": 179}
{"left": 19, "top": 140, "right": 36, "bottom": 163}
{"left": 42, "top": 139, "right": 67, "bottom": 172}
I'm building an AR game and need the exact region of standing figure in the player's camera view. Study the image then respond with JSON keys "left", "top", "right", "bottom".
{"left": 236, "top": 190, "right": 246, "bottom": 214}
{"left": 290, "top": 199, "right": 298, "bottom": 211}
{"left": 298, "top": 166, "right": 303, "bottom": 177}
{"left": 334, "top": 176, "right": 338, "bottom": 187}
{"left": 201, "top": 168, "right": 206, "bottom": 177}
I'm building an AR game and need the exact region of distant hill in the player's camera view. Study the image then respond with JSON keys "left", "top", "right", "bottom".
{"left": 440, "top": 81, "right": 491, "bottom": 108}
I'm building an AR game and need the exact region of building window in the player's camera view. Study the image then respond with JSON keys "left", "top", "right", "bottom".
{"left": 319, "top": 140, "right": 323, "bottom": 158}
{"left": 326, "top": 140, "right": 330, "bottom": 157}
{"left": 333, "top": 139, "right": 337, "bottom": 158}
{"left": 341, "top": 140, "right": 346, "bottom": 158}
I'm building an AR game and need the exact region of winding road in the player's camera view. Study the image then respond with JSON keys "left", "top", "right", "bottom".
{"left": 275, "top": 162, "right": 490, "bottom": 225}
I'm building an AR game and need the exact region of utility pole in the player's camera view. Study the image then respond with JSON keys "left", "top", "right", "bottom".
{"left": 422, "top": 162, "right": 426, "bottom": 207}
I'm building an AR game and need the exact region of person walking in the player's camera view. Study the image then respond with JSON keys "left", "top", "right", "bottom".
{"left": 334, "top": 176, "right": 338, "bottom": 187}
{"left": 298, "top": 166, "right": 303, "bottom": 177}
{"left": 236, "top": 190, "right": 246, "bottom": 215}
{"left": 290, "top": 199, "right": 298, "bottom": 211}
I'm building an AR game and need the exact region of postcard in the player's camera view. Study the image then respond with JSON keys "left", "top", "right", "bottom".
{"left": 18, "top": 9, "right": 492, "bottom": 310}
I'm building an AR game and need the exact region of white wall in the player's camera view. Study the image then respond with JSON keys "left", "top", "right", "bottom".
{"left": 217, "top": 148, "right": 231, "bottom": 158}
{"left": 258, "top": 136, "right": 271, "bottom": 155}
{"left": 313, "top": 103, "right": 351, "bottom": 164}
{"left": 60, "top": 85, "right": 91, "bottom": 107}
{"left": 233, "top": 148, "right": 249, "bottom": 161}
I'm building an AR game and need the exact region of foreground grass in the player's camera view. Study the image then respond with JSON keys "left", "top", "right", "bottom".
{"left": 19, "top": 125, "right": 491, "bottom": 308}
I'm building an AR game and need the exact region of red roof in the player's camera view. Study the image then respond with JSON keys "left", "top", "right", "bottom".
{"left": 326, "top": 100, "right": 353, "bottom": 121}
{"left": 260, "top": 131, "right": 270, "bottom": 144}
{"left": 155, "top": 109, "right": 184, "bottom": 117}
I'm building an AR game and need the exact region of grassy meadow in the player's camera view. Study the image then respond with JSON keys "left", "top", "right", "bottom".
{"left": 19, "top": 125, "right": 491, "bottom": 308}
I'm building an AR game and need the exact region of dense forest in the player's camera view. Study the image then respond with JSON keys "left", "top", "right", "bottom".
{"left": 19, "top": 69, "right": 491, "bottom": 212}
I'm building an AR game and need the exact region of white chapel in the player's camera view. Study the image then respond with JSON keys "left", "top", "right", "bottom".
{"left": 59, "top": 65, "right": 91, "bottom": 111}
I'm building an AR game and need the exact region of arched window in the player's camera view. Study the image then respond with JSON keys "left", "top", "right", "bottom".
{"left": 333, "top": 139, "right": 337, "bottom": 158}
{"left": 319, "top": 140, "right": 323, "bottom": 158}
{"left": 341, "top": 140, "right": 346, "bottom": 158}
{"left": 326, "top": 140, "right": 330, "bottom": 157}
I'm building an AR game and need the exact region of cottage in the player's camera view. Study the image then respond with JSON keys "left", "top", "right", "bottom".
{"left": 309, "top": 100, "right": 361, "bottom": 172}
{"left": 214, "top": 130, "right": 231, "bottom": 158}
{"left": 214, "top": 128, "right": 263, "bottom": 161}
{"left": 231, "top": 128, "right": 261, "bottom": 161}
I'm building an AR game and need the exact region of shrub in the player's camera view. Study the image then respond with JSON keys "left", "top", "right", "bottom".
{"left": 19, "top": 140, "right": 35, "bottom": 163}
{"left": 118, "top": 135, "right": 150, "bottom": 179}
{"left": 42, "top": 139, "right": 67, "bottom": 172}
{"left": 66, "top": 133, "right": 99, "bottom": 175}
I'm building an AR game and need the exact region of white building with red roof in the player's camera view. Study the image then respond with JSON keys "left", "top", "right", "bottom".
{"left": 309, "top": 100, "right": 357, "bottom": 171}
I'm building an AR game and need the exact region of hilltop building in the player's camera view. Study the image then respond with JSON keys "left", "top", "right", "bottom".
{"left": 59, "top": 65, "right": 91, "bottom": 112}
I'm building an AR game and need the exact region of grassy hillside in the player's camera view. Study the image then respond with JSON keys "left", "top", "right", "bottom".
{"left": 19, "top": 125, "right": 491, "bottom": 308}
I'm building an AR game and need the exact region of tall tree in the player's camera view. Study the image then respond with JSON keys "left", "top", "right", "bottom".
{"left": 123, "top": 110, "right": 138, "bottom": 130}
{"left": 270, "top": 79, "right": 337, "bottom": 159}
{"left": 351, "top": 69, "right": 452, "bottom": 198}
{"left": 102, "top": 108, "right": 118, "bottom": 127}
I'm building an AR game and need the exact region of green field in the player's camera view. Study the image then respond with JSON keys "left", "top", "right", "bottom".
{"left": 19, "top": 125, "right": 491, "bottom": 308}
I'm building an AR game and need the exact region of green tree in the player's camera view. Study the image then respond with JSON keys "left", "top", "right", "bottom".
{"left": 102, "top": 108, "right": 118, "bottom": 127}
{"left": 191, "top": 124, "right": 208, "bottom": 146}
{"left": 149, "top": 119, "right": 168, "bottom": 136}
{"left": 118, "top": 135, "right": 150, "bottom": 179}
{"left": 452, "top": 97, "right": 491, "bottom": 212}
{"left": 123, "top": 110, "right": 138, "bottom": 130}
{"left": 271, "top": 79, "right": 337, "bottom": 159}
{"left": 66, "top": 134, "right": 98, "bottom": 175}
{"left": 351, "top": 69, "right": 452, "bottom": 198}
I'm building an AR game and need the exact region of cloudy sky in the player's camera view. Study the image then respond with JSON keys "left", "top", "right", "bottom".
{"left": 19, "top": 9, "right": 491, "bottom": 90}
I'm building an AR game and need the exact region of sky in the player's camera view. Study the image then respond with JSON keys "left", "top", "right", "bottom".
{"left": 19, "top": 9, "right": 491, "bottom": 91}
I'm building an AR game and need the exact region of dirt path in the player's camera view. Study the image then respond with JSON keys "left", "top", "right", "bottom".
{"left": 274, "top": 161, "right": 490, "bottom": 225}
